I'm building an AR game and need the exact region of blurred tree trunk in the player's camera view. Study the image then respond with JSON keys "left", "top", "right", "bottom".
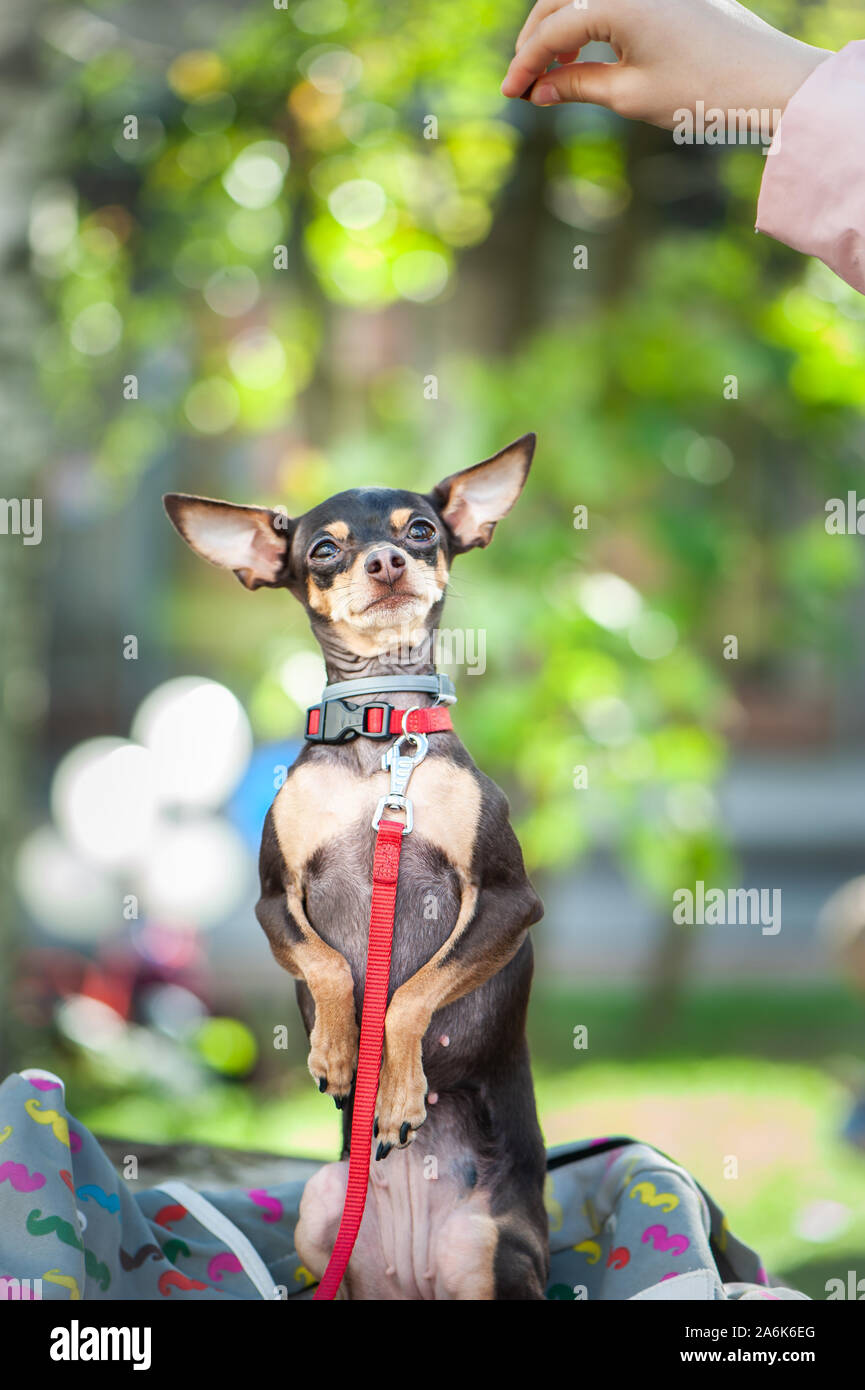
{"left": 455, "top": 118, "right": 559, "bottom": 353}
{"left": 636, "top": 917, "right": 694, "bottom": 1042}
{"left": 0, "top": 8, "right": 67, "bottom": 1070}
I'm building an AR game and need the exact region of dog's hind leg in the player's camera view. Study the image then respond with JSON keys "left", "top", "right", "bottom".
{"left": 490, "top": 1212, "right": 548, "bottom": 1300}
{"left": 295, "top": 1161, "right": 350, "bottom": 1297}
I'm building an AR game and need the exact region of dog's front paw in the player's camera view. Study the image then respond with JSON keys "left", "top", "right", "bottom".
{"left": 374, "top": 1029, "right": 427, "bottom": 1159}
{"left": 308, "top": 1009, "right": 359, "bottom": 1107}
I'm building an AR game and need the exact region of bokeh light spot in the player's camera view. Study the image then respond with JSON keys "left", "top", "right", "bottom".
{"left": 222, "top": 140, "right": 289, "bottom": 209}
{"left": 132, "top": 677, "right": 252, "bottom": 809}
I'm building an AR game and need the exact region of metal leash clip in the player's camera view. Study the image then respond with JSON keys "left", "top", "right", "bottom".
{"left": 371, "top": 708, "right": 429, "bottom": 835}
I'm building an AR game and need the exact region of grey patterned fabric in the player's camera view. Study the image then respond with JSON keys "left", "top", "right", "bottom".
{"left": 0, "top": 1069, "right": 806, "bottom": 1301}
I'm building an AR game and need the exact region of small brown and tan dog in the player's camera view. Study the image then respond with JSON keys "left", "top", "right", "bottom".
{"left": 164, "top": 434, "right": 549, "bottom": 1299}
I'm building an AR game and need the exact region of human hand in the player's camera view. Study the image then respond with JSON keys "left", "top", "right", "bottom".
{"left": 501, "top": 0, "right": 831, "bottom": 133}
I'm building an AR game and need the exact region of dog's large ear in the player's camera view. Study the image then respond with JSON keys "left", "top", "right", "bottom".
{"left": 163, "top": 494, "right": 293, "bottom": 590}
{"left": 428, "top": 433, "right": 536, "bottom": 553}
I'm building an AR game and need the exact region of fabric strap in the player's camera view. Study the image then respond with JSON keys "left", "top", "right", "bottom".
{"left": 378, "top": 706, "right": 452, "bottom": 735}
{"left": 153, "top": 1180, "right": 279, "bottom": 1301}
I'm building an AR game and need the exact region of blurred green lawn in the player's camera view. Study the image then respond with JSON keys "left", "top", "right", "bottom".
{"left": 61, "top": 984, "right": 865, "bottom": 1300}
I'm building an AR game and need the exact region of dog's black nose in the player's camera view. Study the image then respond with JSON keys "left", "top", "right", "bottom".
{"left": 365, "top": 548, "right": 406, "bottom": 584}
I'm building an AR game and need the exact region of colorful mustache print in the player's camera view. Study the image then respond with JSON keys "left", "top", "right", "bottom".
{"left": 154, "top": 1202, "right": 188, "bottom": 1230}
{"left": 629, "top": 1181, "right": 679, "bottom": 1213}
{"left": 158, "top": 1270, "right": 210, "bottom": 1297}
{"left": 162, "top": 1239, "right": 191, "bottom": 1264}
{"left": 26, "top": 1210, "right": 110, "bottom": 1290}
{"left": 24, "top": 1100, "right": 69, "bottom": 1148}
{"left": 207, "top": 1252, "right": 242, "bottom": 1282}
{"left": 120, "top": 1243, "right": 164, "bottom": 1272}
{"left": 573, "top": 1239, "right": 602, "bottom": 1264}
{"left": 641, "top": 1223, "right": 690, "bottom": 1256}
{"left": 83, "top": 1248, "right": 111, "bottom": 1291}
{"left": 246, "top": 1189, "right": 283, "bottom": 1223}
{"left": 76, "top": 1183, "right": 120, "bottom": 1215}
{"left": 26, "top": 1208, "right": 82, "bottom": 1251}
{"left": 0, "top": 1160, "right": 46, "bottom": 1194}
{"left": 44, "top": 1268, "right": 82, "bottom": 1300}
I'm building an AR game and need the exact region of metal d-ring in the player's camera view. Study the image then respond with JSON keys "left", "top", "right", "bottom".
{"left": 400, "top": 704, "right": 421, "bottom": 740}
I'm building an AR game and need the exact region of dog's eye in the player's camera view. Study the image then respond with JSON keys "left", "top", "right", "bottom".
{"left": 407, "top": 518, "right": 436, "bottom": 543}
{"left": 309, "top": 538, "right": 340, "bottom": 562}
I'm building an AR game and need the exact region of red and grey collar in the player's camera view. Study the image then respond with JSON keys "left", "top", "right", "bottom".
{"left": 305, "top": 673, "right": 456, "bottom": 744}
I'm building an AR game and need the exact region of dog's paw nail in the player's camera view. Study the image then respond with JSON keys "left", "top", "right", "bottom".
{"left": 399, "top": 1121, "right": 410, "bottom": 1145}
{"left": 334, "top": 1096, "right": 344, "bottom": 1110}
{"left": 375, "top": 1141, "right": 393, "bottom": 1162}
{"left": 373, "top": 1118, "right": 379, "bottom": 1138}
{"left": 318, "top": 1076, "right": 327, "bottom": 1093}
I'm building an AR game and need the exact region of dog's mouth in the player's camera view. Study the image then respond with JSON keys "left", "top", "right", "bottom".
{"left": 363, "top": 592, "right": 418, "bottom": 611}
{"left": 342, "top": 586, "right": 432, "bottom": 637}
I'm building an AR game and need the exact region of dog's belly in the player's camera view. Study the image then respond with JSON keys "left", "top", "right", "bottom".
{"left": 302, "top": 823, "right": 529, "bottom": 1075}
{"left": 298, "top": 819, "right": 537, "bottom": 1091}
{"left": 296, "top": 1104, "right": 498, "bottom": 1300}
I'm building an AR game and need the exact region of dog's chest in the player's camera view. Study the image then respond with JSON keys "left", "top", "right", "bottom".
{"left": 270, "top": 754, "right": 480, "bottom": 882}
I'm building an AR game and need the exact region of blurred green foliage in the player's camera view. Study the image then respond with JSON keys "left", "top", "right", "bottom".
{"left": 32, "top": 0, "right": 865, "bottom": 913}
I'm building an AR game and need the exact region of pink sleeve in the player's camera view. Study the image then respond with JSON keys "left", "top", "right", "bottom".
{"left": 756, "top": 41, "right": 865, "bottom": 293}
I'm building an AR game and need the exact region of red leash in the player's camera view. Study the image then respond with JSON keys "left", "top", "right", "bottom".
{"left": 313, "top": 816, "right": 404, "bottom": 1300}
{"left": 312, "top": 706, "right": 452, "bottom": 1300}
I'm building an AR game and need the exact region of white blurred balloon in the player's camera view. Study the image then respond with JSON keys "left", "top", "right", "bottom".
{"left": 140, "top": 816, "right": 251, "bottom": 928}
{"left": 56, "top": 994, "right": 127, "bottom": 1050}
{"left": 15, "top": 825, "right": 119, "bottom": 939}
{"left": 51, "top": 738, "right": 157, "bottom": 868}
{"left": 131, "top": 677, "right": 252, "bottom": 810}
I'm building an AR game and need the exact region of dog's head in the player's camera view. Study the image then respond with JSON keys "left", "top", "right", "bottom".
{"left": 164, "top": 433, "right": 535, "bottom": 662}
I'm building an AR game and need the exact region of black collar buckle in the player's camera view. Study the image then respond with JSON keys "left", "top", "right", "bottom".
{"left": 305, "top": 698, "right": 393, "bottom": 744}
